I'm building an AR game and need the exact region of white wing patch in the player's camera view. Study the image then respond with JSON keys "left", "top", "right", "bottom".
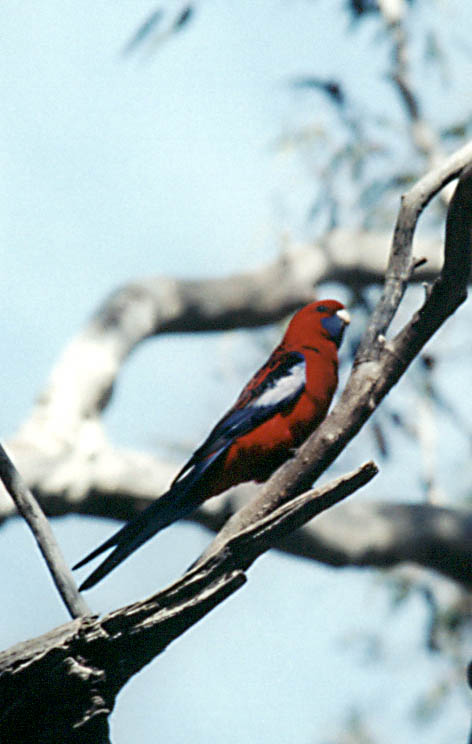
{"left": 254, "top": 360, "right": 306, "bottom": 408}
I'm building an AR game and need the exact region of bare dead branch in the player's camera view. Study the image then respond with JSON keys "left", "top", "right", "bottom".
{"left": 1, "top": 441, "right": 471, "bottom": 587}
{"left": 0, "top": 444, "right": 90, "bottom": 619}
{"left": 1, "top": 143, "right": 472, "bottom": 741}
{"left": 0, "top": 463, "right": 376, "bottom": 743}
{"left": 200, "top": 143, "right": 472, "bottom": 559}
{"left": 13, "top": 229, "right": 449, "bottom": 456}
{"left": 359, "top": 140, "right": 472, "bottom": 357}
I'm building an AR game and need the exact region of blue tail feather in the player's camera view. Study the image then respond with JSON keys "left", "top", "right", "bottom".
{"left": 75, "top": 475, "right": 202, "bottom": 591}
{"left": 74, "top": 440, "right": 230, "bottom": 590}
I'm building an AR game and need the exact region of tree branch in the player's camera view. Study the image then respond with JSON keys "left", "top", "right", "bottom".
{"left": 197, "top": 147, "right": 472, "bottom": 563}
{"left": 0, "top": 444, "right": 90, "bottom": 619}
{"left": 0, "top": 463, "right": 376, "bottom": 743}
{"left": 12, "top": 228, "right": 451, "bottom": 455}
{"left": 1, "top": 443, "right": 471, "bottom": 587}
{"left": 1, "top": 145, "right": 471, "bottom": 741}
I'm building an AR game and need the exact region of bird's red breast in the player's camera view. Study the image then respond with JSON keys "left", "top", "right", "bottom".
{"left": 74, "top": 298, "right": 350, "bottom": 590}
{"left": 205, "top": 299, "right": 349, "bottom": 493}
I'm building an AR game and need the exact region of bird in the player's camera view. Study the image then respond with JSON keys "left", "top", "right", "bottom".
{"left": 74, "top": 299, "right": 350, "bottom": 590}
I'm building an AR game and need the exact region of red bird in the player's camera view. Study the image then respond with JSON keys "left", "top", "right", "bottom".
{"left": 75, "top": 299, "right": 350, "bottom": 589}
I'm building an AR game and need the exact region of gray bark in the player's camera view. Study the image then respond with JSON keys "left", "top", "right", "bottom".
{"left": 1, "top": 142, "right": 472, "bottom": 741}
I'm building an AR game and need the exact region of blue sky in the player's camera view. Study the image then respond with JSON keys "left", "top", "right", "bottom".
{"left": 1, "top": 1, "right": 471, "bottom": 742}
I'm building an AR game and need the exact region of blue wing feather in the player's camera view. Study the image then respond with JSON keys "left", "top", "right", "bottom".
{"left": 75, "top": 351, "right": 306, "bottom": 589}
{"left": 173, "top": 351, "right": 306, "bottom": 484}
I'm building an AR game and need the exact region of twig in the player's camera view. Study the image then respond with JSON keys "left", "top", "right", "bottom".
{"left": 0, "top": 443, "right": 91, "bottom": 619}
{"left": 222, "top": 461, "right": 379, "bottom": 568}
{"left": 357, "top": 139, "right": 472, "bottom": 359}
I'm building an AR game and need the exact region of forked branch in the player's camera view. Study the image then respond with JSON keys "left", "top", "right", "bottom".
{"left": 0, "top": 145, "right": 471, "bottom": 743}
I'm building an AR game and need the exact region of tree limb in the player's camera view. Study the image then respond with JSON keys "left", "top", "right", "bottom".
{"left": 11, "top": 228, "right": 450, "bottom": 455}
{"left": 0, "top": 463, "right": 376, "bottom": 743}
{"left": 1, "top": 145, "right": 472, "bottom": 741}
{"left": 1, "top": 442, "right": 471, "bottom": 587}
{"left": 2, "top": 431, "right": 472, "bottom": 588}
{"left": 200, "top": 144, "right": 472, "bottom": 560}
{"left": 0, "top": 444, "right": 90, "bottom": 619}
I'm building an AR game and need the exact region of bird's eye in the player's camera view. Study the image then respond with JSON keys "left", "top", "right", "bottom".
{"left": 316, "top": 305, "right": 328, "bottom": 313}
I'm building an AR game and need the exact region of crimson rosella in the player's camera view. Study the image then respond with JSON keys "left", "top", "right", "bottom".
{"left": 75, "top": 299, "right": 350, "bottom": 590}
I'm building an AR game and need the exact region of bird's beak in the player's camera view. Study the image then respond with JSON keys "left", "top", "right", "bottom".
{"left": 321, "top": 307, "right": 351, "bottom": 347}
{"left": 336, "top": 308, "right": 351, "bottom": 326}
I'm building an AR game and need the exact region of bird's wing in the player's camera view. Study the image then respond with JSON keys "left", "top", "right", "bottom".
{"left": 74, "top": 351, "right": 306, "bottom": 590}
{"left": 172, "top": 350, "right": 306, "bottom": 485}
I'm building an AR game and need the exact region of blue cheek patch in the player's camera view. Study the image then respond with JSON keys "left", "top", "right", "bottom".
{"left": 321, "top": 315, "right": 346, "bottom": 347}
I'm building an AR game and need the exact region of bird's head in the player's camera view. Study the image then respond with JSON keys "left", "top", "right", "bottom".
{"left": 284, "top": 300, "right": 350, "bottom": 349}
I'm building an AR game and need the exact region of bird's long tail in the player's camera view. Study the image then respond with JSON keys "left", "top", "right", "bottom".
{"left": 74, "top": 479, "right": 201, "bottom": 591}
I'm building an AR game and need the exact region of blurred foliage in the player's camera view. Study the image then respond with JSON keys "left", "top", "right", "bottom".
{"left": 276, "top": 0, "right": 472, "bottom": 235}
{"left": 123, "top": 3, "right": 194, "bottom": 57}
{"left": 323, "top": 708, "right": 379, "bottom": 743}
